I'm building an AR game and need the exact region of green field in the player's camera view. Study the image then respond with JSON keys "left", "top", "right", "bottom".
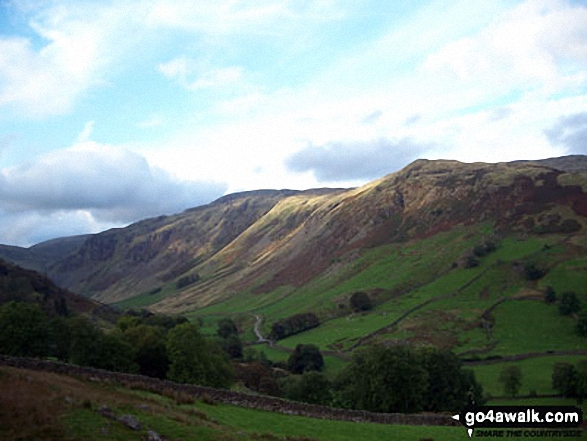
{"left": 471, "top": 355, "right": 587, "bottom": 397}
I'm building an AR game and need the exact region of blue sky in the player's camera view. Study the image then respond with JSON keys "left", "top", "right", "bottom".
{"left": 1, "top": 0, "right": 587, "bottom": 246}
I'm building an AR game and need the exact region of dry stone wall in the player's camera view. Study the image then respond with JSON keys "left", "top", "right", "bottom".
{"left": 0, "top": 355, "right": 458, "bottom": 427}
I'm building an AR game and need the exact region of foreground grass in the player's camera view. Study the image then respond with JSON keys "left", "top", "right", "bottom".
{"left": 0, "top": 366, "right": 467, "bottom": 441}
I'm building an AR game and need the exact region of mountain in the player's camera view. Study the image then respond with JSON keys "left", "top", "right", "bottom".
{"left": 0, "top": 234, "right": 90, "bottom": 274}
{"left": 1, "top": 157, "right": 586, "bottom": 315}
{"left": 0, "top": 258, "right": 118, "bottom": 323}
{"left": 513, "top": 154, "right": 587, "bottom": 173}
{"left": 30, "top": 157, "right": 587, "bottom": 306}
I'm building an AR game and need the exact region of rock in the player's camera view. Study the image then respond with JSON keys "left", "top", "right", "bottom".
{"left": 100, "top": 427, "right": 109, "bottom": 436}
{"left": 98, "top": 405, "right": 116, "bottom": 420}
{"left": 136, "top": 403, "right": 151, "bottom": 411}
{"left": 146, "top": 429, "right": 164, "bottom": 441}
{"left": 117, "top": 414, "right": 142, "bottom": 431}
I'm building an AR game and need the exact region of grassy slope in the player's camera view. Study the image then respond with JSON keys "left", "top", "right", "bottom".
{"left": 181, "top": 227, "right": 587, "bottom": 401}
{"left": 1, "top": 366, "right": 468, "bottom": 441}
{"left": 3, "top": 365, "right": 584, "bottom": 441}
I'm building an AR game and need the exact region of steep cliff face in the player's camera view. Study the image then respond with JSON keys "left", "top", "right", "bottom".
{"left": 5, "top": 158, "right": 586, "bottom": 310}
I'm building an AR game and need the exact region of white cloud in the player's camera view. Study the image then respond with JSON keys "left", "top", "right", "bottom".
{"left": 422, "top": 0, "right": 587, "bottom": 96}
{"left": 145, "top": 0, "right": 345, "bottom": 36}
{"left": 0, "top": 208, "right": 109, "bottom": 248}
{"left": 76, "top": 120, "right": 94, "bottom": 143}
{"left": 137, "top": 114, "right": 164, "bottom": 129}
{"left": 158, "top": 57, "right": 244, "bottom": 91}
{"left": 0, "top": 1, "right": 148, "bottom": 117}
{"left": 0, "top": 141, "right": 226, "bottom": 240}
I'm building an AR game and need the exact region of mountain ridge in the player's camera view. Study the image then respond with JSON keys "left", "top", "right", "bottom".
{"left": 0, "top": 156, "right": 586, "bottom": 312}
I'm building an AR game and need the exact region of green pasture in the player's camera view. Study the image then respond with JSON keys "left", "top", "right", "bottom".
{"left": 470, "top": 355, "right": 587, "bottom": 397}
{"left": 196, "top": 401, "right": 464, "bottom": 441}
{"left": 487, "top": 300, "right": 584, "bottom": 356}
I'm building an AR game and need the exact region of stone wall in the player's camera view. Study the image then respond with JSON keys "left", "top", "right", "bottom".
{"left": 0, "top": 355, "right": 458, "bottom": 427}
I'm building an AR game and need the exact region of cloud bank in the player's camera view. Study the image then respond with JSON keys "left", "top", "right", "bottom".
{"left": 286, "top": 138, "right": 430, "bottom": 182}
{"left": 0, "top": 143, "right": 226, "bottom": 245}
{"left": 545, "top": 113, "right": 587, "bottom": 154}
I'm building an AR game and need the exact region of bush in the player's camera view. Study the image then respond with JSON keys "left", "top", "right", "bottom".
{"left": 464, "top": 255, "right": 480, "bottom": 268}
{"left": 559, "top": 292, "right": 581, "bottom": 316}
{"left": 350, "top": 292, "right": 372, "bottom": 312}
{"left": 576, "top": 310, "right": 587, "bottom": 337}
{"left": 545, "top": 286, "right": 556, "bottom": 303}
{"left": 524, "top": 263, "right": 545, "bottom": 281}
{"left": 499, "top": 366, "right": 522, "bottom": 397}
{"left": 288, "top": 344, "right": 324, "bottom": 374}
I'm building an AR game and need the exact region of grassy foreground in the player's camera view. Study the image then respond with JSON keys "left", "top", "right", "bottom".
{"left": 1, "top": 365, "right": 463, "bottom": 441}
{"left": 1, "top": 365, "right": 585, "bottom": 441}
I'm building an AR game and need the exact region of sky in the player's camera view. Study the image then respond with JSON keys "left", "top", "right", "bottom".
{"left": 0, "top": 0, "right": 587, "bottom": 246}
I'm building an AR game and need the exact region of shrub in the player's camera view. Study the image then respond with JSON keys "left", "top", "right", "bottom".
{"left": 559, "top": 292, "right": 581, "bottom": 316}
{"left": 499, "top": 366, "right": 522, "bottom": 398}
{"left": 350, "top": 292, "right": 372, "bottom": 312}
{"left": 287, "top": 344, "right": 324, "bottom": 374}
{"left": 524, "top": 263, "right": 545, "bottom": 281}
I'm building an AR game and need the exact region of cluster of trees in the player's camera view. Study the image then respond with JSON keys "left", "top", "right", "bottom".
{"left": 334, "top": 345, "right": 484, "bottom": 413}
{"left": 269, "top": 313, "right": 320, "bottom": 340}
{"left": 0, "top": 302, "right": 234, "bottom": 388}
{"left": 552, "top": 360, "right": 587, "bottom": 400}
{"left": 544, "top": 287, "right": 586, "bottom": 338}
{"left": 237, "top": 343, "right": 484, "bottom": 412}
{"left": 1, "top": 300, "right": 488, "bottom": 414}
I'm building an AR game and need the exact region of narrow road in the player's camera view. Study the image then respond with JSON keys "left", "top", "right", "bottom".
{"left": 253, "top": 314, "right": 270, "bottom": 344}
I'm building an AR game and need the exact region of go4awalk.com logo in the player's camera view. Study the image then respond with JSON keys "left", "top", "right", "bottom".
{"left": 452, "top": 406, "right": 584, "bottom": 438}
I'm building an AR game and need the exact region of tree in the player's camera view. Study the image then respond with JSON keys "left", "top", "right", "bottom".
{"left": 350, "top": 292, "right": 372, "bottom": 312}
{"left": 334, "top": 345, "right": 428, "bottom": 413}
{"left": 559, "top": 292, "right": 581, "bottom": 316}
{"left": 281, "top": 372, "right": 332, "bottom": 405}
{"left": 117, "top": 315, "right": 142, "bottom": 332}
{"left": 545, "top": 286, "right": 556, "bottom": 303}
{"left": 48, "top": 316, "right": 72, "bottom": 361}
{"left": 95, "top": 331, "right": 138, "bottom": 373}
{"left": 217, "top": 318, "right": 238, "bottom": 339}
{"left": 524, "top": 263, "right": 545, "bottom": 281}
{"left": 420, "top": 348, "right": 483, "bottom": 412}
{"left": 577, "top": 311, "right": 587, "bottom": 337}
{"left": 287, "top": 344, "right": 324, "bottom": 374}
{"left": 552, "top": 362, "right": 577, "bottom": 397}
{"left": 499, "top": 366, "right": 523, "bottom": 397}
{"left": 0, "top": 302, "right": 49, "bottom": 357}
{"left": 220, "top": 335, "right": 243, "bottom": 359}
{"left": 575, "top": 360, "right": 587, "bottom": 402}
{"left": 68, "top": 316, "right": 104, "bottom": 367}
{"left": 166, "top": 323, "right": 233, "bottom": 388}
{"left": 124, "top": 324, "right": 169, "bottom": 378}
{"left": 235, "top": 362, "right": 281, "bottom": 396}
{"left": 269, "top": 313, "right": 320, "bottom": 340}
